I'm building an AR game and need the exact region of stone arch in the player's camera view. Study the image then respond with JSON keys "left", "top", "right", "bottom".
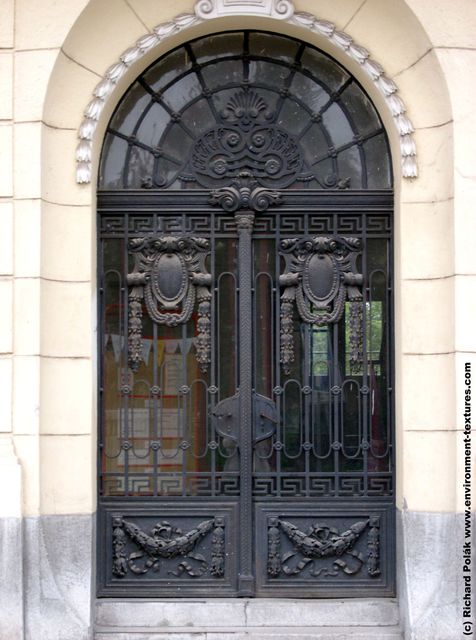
{"left": 74, "top": 2, "right": 418, "bottom": 184}
{"left": 41, "top": 0, "right": 455, "bottom": 208}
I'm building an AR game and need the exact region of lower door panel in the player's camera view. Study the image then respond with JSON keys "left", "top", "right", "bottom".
{"left": 98, "top": 501, "right": 238, "bottom": 597}
{"left": 255, "top": 501, "right": 395, "bottom": 597}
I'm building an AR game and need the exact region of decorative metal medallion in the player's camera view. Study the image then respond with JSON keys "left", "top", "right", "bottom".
{"left": 267, "top": 516, "right": 379, "bottom": 578}
{"left": 279, "top": 235, "right": 363, "bottom": 373}
{"left": 213, "top": 393, "right": 277, "bottom": 443}
{"left": 112, "top": 515, "right": 225, "bottom": 578}
{"left": 127, "top": 235, "right": 212, "bottom": 372}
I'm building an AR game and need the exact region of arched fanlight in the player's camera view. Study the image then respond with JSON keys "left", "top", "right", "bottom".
{"left": 99, "top": 31, "right": 392, "bottom": 192}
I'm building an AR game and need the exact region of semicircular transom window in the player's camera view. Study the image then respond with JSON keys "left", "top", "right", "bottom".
{"left": 99, "top": 31, "right": 392, "bottom": 191}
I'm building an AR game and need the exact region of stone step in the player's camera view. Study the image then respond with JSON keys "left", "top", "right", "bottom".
{"left": 95, "top": 626, "right": 403, "bottom": 640}
{"left": 94, "top": 599, "right": 402, "bottom": 639}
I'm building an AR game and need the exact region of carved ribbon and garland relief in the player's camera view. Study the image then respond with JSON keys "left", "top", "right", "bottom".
{"left": 112, "top": 516, "right": 225, "bottom": 578}
{"left": 267, "top": 515, "right": 381, "bottom": 578}
{"left": 279, "top": 235, "right": 364, "bottom": 373}
{"left": 127, "top": 235, "right": 212, "bottom": 372}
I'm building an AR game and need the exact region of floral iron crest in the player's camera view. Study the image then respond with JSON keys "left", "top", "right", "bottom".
{"left": 279, "top": 235, "right": 363, "bottom": 373}
{"left": 126, "top": 235, "right": 211, "bottom": 372}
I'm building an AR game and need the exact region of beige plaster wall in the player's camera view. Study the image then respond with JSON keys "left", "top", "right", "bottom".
{"left": 0, "top": 0, "right": 474, "bottom": 518}
{"left": 0, "top": 0, "right": 93, "bottom": 518}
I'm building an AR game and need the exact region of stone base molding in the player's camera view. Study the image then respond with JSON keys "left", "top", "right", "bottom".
{"left": 23, "top": 515, "right": 93, "bottom": 640}
{"left": 397, "top": 509, "right": 462, "bottom": 640}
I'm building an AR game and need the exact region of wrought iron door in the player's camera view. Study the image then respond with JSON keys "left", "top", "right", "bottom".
{"left": 97, "top": 31, "right": 395, "bottom": 598}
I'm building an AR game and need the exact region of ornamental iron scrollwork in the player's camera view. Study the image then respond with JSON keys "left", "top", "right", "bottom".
{"left": 279, "top": 236, "right": 363, "bottom": 373}
{"left": 126, "top": 235, "right": 211, "bottom": 372}
{"left": 112, "top": 516, "right": 225, "bottom": 578}
{"left": 187, "top": 89, "right": 315, "bottom": 213}
{"left": 267, "top": 517, "right": 371, "bottom": 578}
{"left": 183, "top": 89, "right": 306, "bottom": 191}
{"left": 209, "top": 172, "right": 282, "bottom": 213}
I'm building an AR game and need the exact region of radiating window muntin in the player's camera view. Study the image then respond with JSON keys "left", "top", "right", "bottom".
{"left": 99, "top": 31, "right": 392, "bottom": 191}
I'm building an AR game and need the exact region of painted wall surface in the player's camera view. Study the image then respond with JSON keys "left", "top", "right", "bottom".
{"left": 0, "top": 1, "right": 474, "bottom": 639}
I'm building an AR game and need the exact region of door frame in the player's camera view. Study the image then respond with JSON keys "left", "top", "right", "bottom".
{"left": 96, "top": 187, "right": 395, "bottom": 598}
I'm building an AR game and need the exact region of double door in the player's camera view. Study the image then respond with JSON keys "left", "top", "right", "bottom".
{"left": 98, "top": 196, "right": 394, "bottom": 597}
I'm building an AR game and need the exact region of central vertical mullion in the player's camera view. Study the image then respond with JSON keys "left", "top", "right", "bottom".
{"left": 235, "top": 211, "right": 255, "bottom": 596}
{"left": 238, "top": 42, "right": 254, "bottom": 589}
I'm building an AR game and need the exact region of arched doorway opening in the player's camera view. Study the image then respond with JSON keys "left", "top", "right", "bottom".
{"left": 97, "top": 30, "right": 394, "bottom": 598}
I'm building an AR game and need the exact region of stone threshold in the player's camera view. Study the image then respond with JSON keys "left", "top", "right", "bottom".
{"left": 95, "top": 626, "right": 403, "bottom": 640}
{"left": 95, "top": 598, "right": 401, "bottom": 629}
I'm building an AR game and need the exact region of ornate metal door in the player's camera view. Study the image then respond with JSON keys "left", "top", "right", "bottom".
{"left": 97, "top": 31, "right": 395, "bottom": 598}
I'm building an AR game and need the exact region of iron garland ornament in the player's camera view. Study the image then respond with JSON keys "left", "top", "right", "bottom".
{"left": 112, "top": 516, "right": 225, "bottom": 578}
{"left": 279, "top": 235, "right": 364, "bottom": 373}
{"left": 266, "top": 516, "right": 381, "bottom": 578}
{"left": 127, "top": 235, "right": 212, "bottom": 372}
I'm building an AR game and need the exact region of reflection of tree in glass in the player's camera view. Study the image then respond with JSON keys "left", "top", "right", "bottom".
{"left": 128, "top": 146, "right": 153, "bottom": 188}
{"left": 311, "top": 326, "right": 329, "bottom": 377}
{"left": 343, "top": 301, "right": 382, "bottom": 376}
